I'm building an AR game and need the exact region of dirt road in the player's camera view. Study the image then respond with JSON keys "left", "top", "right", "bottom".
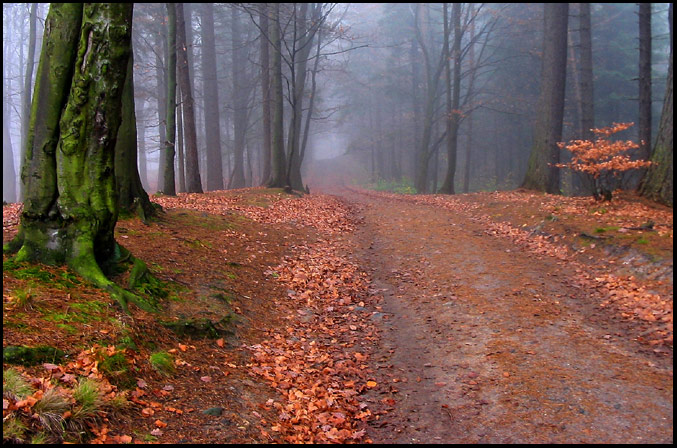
{"left": 339, "top": 189, "right": 672, "bottom": 444}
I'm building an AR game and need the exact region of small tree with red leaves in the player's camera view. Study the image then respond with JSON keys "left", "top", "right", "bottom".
{"left": 555, "top": 123, "right": 653, "bottom": 201}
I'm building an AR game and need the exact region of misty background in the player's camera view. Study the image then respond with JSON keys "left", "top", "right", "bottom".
{"left": 3, "top": 3, "right": 672, "bottom": 201}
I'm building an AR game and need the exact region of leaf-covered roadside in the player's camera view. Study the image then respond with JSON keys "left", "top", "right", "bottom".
{"left": 154, "top": 189, "right": 379, "bottom": 442}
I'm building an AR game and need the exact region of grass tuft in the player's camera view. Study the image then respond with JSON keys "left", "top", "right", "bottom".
{"left": 149, "top": 351, "right": 175, "bottom": 376}
{"left": 3, "top": 368, "right": 34, "bottom": 400}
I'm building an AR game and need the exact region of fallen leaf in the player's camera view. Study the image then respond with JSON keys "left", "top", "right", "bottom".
{"left": 154, "top": 419, "right": 168, "bottom": 428}
{"left": 366, "top": 381, "right": 377, "bottom": 388}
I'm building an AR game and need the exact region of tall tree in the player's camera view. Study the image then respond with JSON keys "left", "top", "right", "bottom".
{"left": 267, "top": 3, "right": 287, "bottom": 188}
{"left": 414, "top": 4, "right": 447, "bottom": 193}
{"left": 259, "top": 4, "right": 272, "bottom": 185}
{"left": 114, "top": 54, "right": 155, "bottom": 220}
{"left": 521, "top": 3, "right": 569, "bottom": 194}
{"left": 438, "top": 3, "right": 461, "bottom": 194}
{"left": 163, "top": 3, "right": 177, "bottom": 196}
{"left": 286, "top": 3, "right": 323, "bottom": 191}
{"left": 176, "top": 2, "right": 203, "bottom": 193}
{"left": 229, "top": 5, "right": 248, "bottom": 188}
{"left": 200, "top": 3, "right": 224, "bottom": 191}
{"left": 154, "top": 23, "right": 168, "bottom": 193}
{"left": 638, "top": 3, "right": 652, "bottom": 161}
{"left": 3, "top": 10, "right": 17, "bottom": 203}
{"left": 5, "top": 4, "right": 154, "bottom": 311}
{"left": 19, "top": 3, "right": 38, "bottom": 201}
{"left": 639, "top": 6, "right": 672, "bottom": 206}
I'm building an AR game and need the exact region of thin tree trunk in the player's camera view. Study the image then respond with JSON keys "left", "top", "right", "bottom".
{"left": 267, "top": 3, "right": 287, "bottom": 188}
{"left": 3, "top": 14, "right": 17, "bottom": 203}
{"left": 200, "top": 3, "right": 224, "bottom": 190}
{"left": 177, "top": 83, "right": 186, "bottom": 192}
{"left": 176, "top": 2, "right": 203, "bottom": 193}
{"left": 163, "top": 2, "right": 177, "bottom": 196}
{"left": 439, "top": 3, "right": 462, "bottom": 194}
{"left": 155, "top": 25, "right": 167, "bottom": 193}
{"left": 229, "top": 5, "right": 247, "bottom": 188}
{"left": 638, "top": 2, "right": 652, "bottom": 164}
{"left": 19, "top": 3, "right": 38, "bottom": 201}
{"left": 259, "top": 3, "right": 272, "bottom": 185}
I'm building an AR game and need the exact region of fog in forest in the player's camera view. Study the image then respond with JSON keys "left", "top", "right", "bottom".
{"left": 3, "top": 3, "right": 672, "bottom": 201}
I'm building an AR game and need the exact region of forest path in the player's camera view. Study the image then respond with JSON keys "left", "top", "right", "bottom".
{"left": 337, "top": 188, "right": 672, "bottom": 444}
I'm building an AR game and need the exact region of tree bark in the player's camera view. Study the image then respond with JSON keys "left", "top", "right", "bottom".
{"left": 439, "top": 3, "right": 462, "bottom": 194}
{"left": 267, "top": 3, "right": 287, "bottom": 188}
{"left": 638, "top": 3, "right": 652, "bottom": 162}
{"left": 19, "top": 3, "right": 38, "bottom": 201}
{"left": 229, "top": 6, "right": 249, "bottom": 189}
{"left": 114, "top": 54, "right": 155, "bottom": 221}
{"left": 521, "top": 3, "right": 568, "bottom": 194}
{"left": 5, "top": 4, "right": 156, "bottom": 312}
{"left": 259, "top": 3, "right": 272, "bottom": 185}
{"left": 639, "top": 51, "right": 672, "bottom": 206}
{"left": 200, "top": 3, "right": 224, "bottom": 191}
{"left": 176, "top": 2, "right": 203, "bottom": 193}
{"left": 163, "top": 3, "right": 177, "bottom": 196}
{"left": 154, "top": 26, "right": 167, "bottom": 193}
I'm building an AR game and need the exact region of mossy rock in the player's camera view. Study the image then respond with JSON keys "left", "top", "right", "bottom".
{"left": 3, "top": 345, "right": 65, "bottom": 366}
{"left": 159, "top": 316, "right": 234, "bottom": 339}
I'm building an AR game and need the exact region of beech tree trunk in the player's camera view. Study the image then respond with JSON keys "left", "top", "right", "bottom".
{"left": 5, "top": 4, "right": 155, "bottom": 312}
{"left": 114, "top": 54, "right": 155, "bottom": 220}
{"left": 521, "top": 3, "right": 568, "bottom": 194}
{"left": 639, "top": 53, "right": 672, "bottom": 206}
{"left": 19, "top": 3, "right": 38, "bottom": 201}
{"left": 267, "top": 3, "right": 287, "bottom": 188}
{"left": 163, "top": 3, "right": 177, "bottom": 196}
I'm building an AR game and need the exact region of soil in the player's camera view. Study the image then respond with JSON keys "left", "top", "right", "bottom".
{"left": 339, "top": 188, "right": 672, "bottom": 444}
{"left": 3, "top": 186, "right": 673, "bottom": 444}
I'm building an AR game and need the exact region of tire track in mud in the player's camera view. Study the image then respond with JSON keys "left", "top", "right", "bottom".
{"left": 342, "top": 189, "right": 672, "bottom": 444}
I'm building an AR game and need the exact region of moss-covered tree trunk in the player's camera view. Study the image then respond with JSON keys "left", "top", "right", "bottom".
{"left": 5, "top": 4, "right": 155, "bottom": 312}
{"left": 639, "top": 55, "right": 672, "bottom": 206}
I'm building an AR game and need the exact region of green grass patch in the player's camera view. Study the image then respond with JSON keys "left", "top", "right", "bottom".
{"left": 72, "top": 378, "right": 104, "bottom": 421}
{"left": 594, "top": 226, "right": 620, "bottom": 233}
{"left": 149, "top": 351, "right": 175, "bottom": 376}
{"left": 98, "top": 352, "right": 134, "bottom": 389}
{"left": 3, "top": 368, "right": 34, "bottom": 400}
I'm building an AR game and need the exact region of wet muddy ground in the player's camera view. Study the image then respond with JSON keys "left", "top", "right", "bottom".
{"left": 341, "top": 189, "right": 672, "bottom": 444}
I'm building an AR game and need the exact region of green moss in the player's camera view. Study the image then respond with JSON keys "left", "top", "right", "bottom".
{"left": 159, "top": 316, "right": 234, "bottom": 339}
{"left": 3, "top": 346, "right": 65, "bottom": 366}
{"left": 11, "top": 265, "right": 55, "bottom": 282}
{"left": 594, "top": 226, "right": 620, "bottom": 233}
